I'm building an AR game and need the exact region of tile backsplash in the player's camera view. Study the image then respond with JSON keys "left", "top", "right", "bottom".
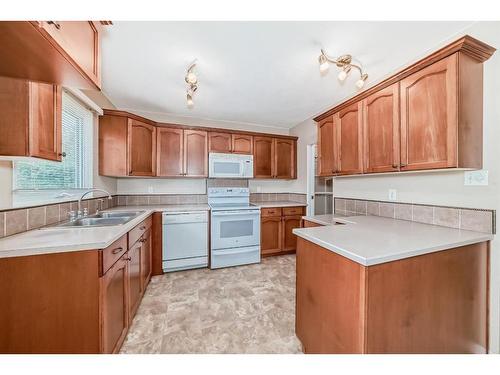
{"left": 0, "top": 192, "right": 308, "bottom": 239}
{"left": 335, "top": 197, "right": 495, "bottom": 234}
{"left": 0, "top": 196, "right": 118, "bottom": 238}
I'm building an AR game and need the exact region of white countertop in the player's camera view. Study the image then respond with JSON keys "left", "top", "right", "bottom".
{"left": 294, "top": 215, "right": 493, "bottom": 266}
{"left": 252, "top": 201, "right": 307, "bottom": 208}
{"left": 0, "top": 204, "right": 210, "bottom": 259}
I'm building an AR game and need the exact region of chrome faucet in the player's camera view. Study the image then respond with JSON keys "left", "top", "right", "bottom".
{"left": 78, "top": 188, "right": 113, "bottom": 217}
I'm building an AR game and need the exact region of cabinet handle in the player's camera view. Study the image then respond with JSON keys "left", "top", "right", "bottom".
{"left": 125, "top": 257, "right": 132, "bottom": 261}
{"left": 392, "top": 164, "right": 398, "bottom": 169}
{"left": 139, "top": 225, "right": 146, "bottom": 230}
{"left": 58, "top": 152, "right": 67, "bottom": 157}
{"left": 400, "top": 163, "right": 407, "bottom": 168}
{"left": 139, "top": 237, "right": 146, "bottom": 243}
{"left": 112, "top": 246, "right": 124, "bottom": 254}
{"left": 47, "top": 21, "right": 61, "bottom": 29}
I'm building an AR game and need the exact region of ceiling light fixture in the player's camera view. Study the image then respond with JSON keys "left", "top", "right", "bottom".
{"left": 318, "top": 49, "right": 368, "bottom": 90}
{"left": 185, "top": 61, "right": 198, "bottom": 108}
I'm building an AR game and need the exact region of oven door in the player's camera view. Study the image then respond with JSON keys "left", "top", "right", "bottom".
{"left": 209, "top": 158, "right": 244, "bottom": 178}
{"left": 211, "top": 210, "right": 260, "bottom": 250}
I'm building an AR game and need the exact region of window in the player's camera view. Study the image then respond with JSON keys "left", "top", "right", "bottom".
{"left": 13, "top": 92, "right": 93, "bottom": 193}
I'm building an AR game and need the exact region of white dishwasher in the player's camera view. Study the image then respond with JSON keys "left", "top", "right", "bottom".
{"left": 162, "top": 211, "right": 208, "bottom": 273}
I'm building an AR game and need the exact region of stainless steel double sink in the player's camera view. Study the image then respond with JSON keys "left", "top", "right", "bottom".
{"left": 53, "top": 211, "right": 145, "bottom": 228}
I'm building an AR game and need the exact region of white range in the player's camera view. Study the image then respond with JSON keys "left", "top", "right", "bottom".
{"left": 208, "top": 187, "right": 261, "bottom": 269}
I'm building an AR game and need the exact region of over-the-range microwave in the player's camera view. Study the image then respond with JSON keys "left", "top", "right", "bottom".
{"left": 208, "top": 153, "right": 254, "bottom": 178}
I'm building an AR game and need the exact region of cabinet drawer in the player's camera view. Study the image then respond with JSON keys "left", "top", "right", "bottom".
{"left": 101, "top": 234, "right": 128, "bottom": 275}
{"left": 261, "top": 207, "right": 282, "bottom": 217}
{"left": 283, "top": 206, "right": 305, "bottom": 216}
{"left": 128, "top": 215, "right": 152, "bottom": 248}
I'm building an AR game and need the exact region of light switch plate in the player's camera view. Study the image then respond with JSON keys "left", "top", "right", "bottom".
{"left": 388, "top": 189, "right": 397, "bottom": 201}
{"left": 464, "top": 170, "right": 488, "bottom": 186}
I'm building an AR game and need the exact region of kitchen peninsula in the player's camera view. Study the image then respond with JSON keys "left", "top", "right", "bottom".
{"left": 293, "top": 215, "right": 492, "bottom": 353}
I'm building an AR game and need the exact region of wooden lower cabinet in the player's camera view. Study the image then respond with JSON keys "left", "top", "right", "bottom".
{"left": 0, "top": 216, "right": 154, "bottom": 354}
{"left": 296, "top": 238, "right": 489, "bottom": 354}
{"left": 100, "top": 252, "right": 130, "bottom": 354}
{"left": 261, "top": 216, "right": 282, "bottom": 256}
{"left": 128, "top": 241, "right": 142, "bottom": 319}
{"left": 261, "top": 206, "right": 305, "bottom": 257}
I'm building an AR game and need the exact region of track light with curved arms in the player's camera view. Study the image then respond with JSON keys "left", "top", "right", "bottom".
{"left": 318, "top": 49, "right": 368, "bottom": 89}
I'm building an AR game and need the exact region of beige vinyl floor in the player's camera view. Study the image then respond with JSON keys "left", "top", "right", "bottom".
{"left": 120, "top": 254, "right": 303, "bottom": 354}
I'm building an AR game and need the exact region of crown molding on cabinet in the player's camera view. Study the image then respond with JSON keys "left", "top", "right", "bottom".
{"left": 102, "top": 109, "right": 298, "bottom": 141}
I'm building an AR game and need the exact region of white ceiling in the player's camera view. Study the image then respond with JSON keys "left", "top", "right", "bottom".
{"left": 101, "top": 21, "right": 474, "bottom": 128}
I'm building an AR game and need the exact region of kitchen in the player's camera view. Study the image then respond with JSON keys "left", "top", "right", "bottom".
{"left": 1, "top": 3, "right": 500, "bottom": 372}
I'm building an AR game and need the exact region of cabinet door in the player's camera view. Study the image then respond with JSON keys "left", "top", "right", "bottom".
{"left": 141, "top": 230, "right": 152, "bottom": 290}
{"left": 282, "top": 215, "right": 302, "bottom": 251}
{"left": 156, "top": 127, "right": 183, "bottom": 177}
{"left": 128, "top": 242, "right": 142, "bottom": 320}
{"left": 100, "top": 254, "right": 129, "bottom": 354}
{"left": 400, "top": 54, "right": 458, "bottom": 171}
{"left": 274, "top": 138, "right": 295, "bottom": 179}
{"left": 184, "top": 130, "right": 208, "bottom": 177}
{"left": 99, "top": 115, "right": 128, "bottom": 177}
{"left": 261, "top": 217, "right": 282, "bottom": 256}
{"left": 363, "top": 84, "right": 400, "bottom": 173}
{"left": 336, "top": 103, "right": 363, "bottom": 175}
{"left": 254, "top": 136, "right": 274, "bottom": 178}
{"left": 40, "top": 21, "right": 101, "bottom": 87}
{"left": 232, "top": 134, "right": 253, "bottom": 154}
{"left": 317, "top": 116, "right": 336, "bottom": 176}
{"left": 128, "top": 119, "right": 156, "bottom": 176}
{"left": 28, "top": 82, "right": 62, "bottom": 161}
{"left": 208, "top": 132, "right": 232, "bottom": 153}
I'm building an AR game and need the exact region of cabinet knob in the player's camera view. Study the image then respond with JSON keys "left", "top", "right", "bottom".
{"left": 58, "top": 152, "right": 67, "bottom": 157}
{"left": 392, "top": 164, "right": 398, "bottom": 169}
{"left": 400, "top": 163, "right": 407, "bottom": 168}
{"left": 139, "top": 226, "right": 146, "bottom": 230}
{"left": 125, "top": 257, "right": 132, "bottom": 261}
{"left": 47, "top": 21, "right": 61, "bottom": 29}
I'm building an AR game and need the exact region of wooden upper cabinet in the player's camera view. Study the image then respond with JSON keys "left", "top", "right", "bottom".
{"left": 0, "top": 21, "right": 101, "bottom": 89}
{"left": 400, "top": 54, "right": 458, "bottom": 171}
{"left": 99, "top": 115, "right": 128, "bottom": 177}
{"left": 128, "top": 119, "right": 156, "bottom": 176}
{"left": 314, "top": 36, "right": 495, "bottom": 176}
{"left": 254, "top": 136, "right": 275, "bottom": 178}
{"left": 0, "top": 77, "right": 62, "bottom": 162}
{"left": 156, "top": 127, "right": 183, "bottom": 177}
{"left": 184, "top": 130, "right": 208, "bottom": 177}
{"left": 209, "top": 132, "right": 253, "bottom": 154}
{"left": 363, "top": 84, "right": 400, "bottom": 173}
{"left": 317, "top": 116, "right": 336, "bottom": 176}
{"left": 39, "top": 21, "right": 101, "bottom": 87}
{"left": 336, "top": 102, "right": 363, "bottom": 175}
{"left": 275, "top": 138, "right": 296, "bottom": 179}
{"left": 232, "top": 134, "right": 253, "bottom": 154}
{"left": 208, "top": 132, "right": 232, "bottom": 153}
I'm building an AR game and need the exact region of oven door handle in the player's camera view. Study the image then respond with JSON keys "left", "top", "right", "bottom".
{"left": 211, "top": 210, "right": 260, "bottom": 216}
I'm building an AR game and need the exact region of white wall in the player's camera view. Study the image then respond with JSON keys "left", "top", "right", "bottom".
{"left": 287, "top": 22, "right": 500, "bottom": 353}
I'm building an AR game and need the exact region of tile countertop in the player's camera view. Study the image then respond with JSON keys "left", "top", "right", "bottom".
{"left": 0, "top": 204, "right": 210, "bottom": 259}
{"left": 252, "top": 201, "right": 307, "bottom": 208}
{"left": 294, "top": 214, "right": 493, "bottom": 266}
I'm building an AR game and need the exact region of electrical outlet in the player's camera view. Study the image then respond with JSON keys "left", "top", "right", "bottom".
{"left": 464, "top": 170, "right": 488, "bottom": 186}
{"left": 388, "top": 189, "right": 397, "bottom": 201}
